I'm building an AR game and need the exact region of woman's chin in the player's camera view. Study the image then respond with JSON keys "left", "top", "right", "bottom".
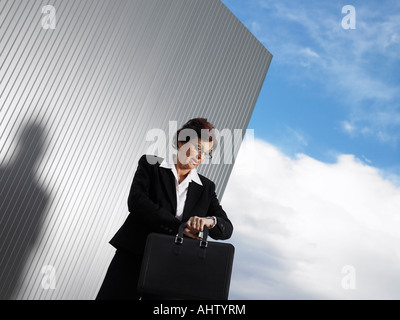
{"left": 190, "top": 159, "right": 200, "bottom": 167}
{"left": 181, "top": 158, "right": 200, "bottom": 169}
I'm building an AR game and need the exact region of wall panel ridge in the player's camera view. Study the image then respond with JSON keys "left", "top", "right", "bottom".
{"left": 0, "top": 0, "right": 272, "bottom": 299}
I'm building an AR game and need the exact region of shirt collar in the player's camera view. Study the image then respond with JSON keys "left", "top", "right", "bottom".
{"left": 160, "top": 157, "right": 203, "bottom": 186}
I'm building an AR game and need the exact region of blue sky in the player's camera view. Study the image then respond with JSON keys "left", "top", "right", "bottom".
{"left": 220, "top": 0, "right": 400, "bottom": 300}
{"left": 221, "top": 0, "right": 400, "bottom": 181}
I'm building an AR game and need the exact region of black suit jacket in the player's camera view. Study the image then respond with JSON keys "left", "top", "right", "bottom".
{"left": 109, "top": 154, "right": 233, "bottom": 254}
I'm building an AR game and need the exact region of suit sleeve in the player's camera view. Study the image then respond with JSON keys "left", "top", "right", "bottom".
{"left": 207, "top": 182, "right": 233, "bottom": 240}
{"left": 128, "top": 155, "right": 181, "bottom": 234}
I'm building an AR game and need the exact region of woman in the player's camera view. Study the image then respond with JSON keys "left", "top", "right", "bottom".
{"left": 96, "top": 118, "right": 233, "bottom": 300}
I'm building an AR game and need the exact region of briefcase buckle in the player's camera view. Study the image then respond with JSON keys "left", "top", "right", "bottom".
{"left": 175, "top": 235, "right": 184, "bottom": 245}
{"left": 200, "top": 240, "right": 208, "bottom": 248}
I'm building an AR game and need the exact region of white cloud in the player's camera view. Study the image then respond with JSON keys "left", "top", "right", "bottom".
{"left": 341, "top": 120, "right": 356, "bottom": 134}
{"left": 301, "top": 47, "right": 320, "bottom": 59}
{"left": 223, "top": 139, "right": 400, "bottom": 299}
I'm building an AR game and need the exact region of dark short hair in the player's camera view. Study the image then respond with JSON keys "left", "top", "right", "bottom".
{"left": 173, "top": 118, "right": 218, "bottom": 150}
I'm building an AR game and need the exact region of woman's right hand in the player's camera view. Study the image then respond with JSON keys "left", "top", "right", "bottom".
{"left": 183, "top": 227, "right": 202, "bottom": 240}
{"left": 184, "top": 216, "right": 214, "bottom": 240}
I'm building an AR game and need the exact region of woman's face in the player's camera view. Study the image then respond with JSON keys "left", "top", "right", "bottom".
{"left": 177, "top": 139, "right": 213, "bottom": 170}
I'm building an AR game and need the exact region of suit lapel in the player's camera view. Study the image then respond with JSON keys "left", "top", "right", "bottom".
{"left": 159, "top": 167, "right": 177, "bottom": 213}
{"left": 182, "top": 181, "right": 203, "bottom": 222}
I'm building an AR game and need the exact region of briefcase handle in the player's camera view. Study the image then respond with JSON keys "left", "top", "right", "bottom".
{"left": 175, "top": 222, "right": 209, "bottom": 248}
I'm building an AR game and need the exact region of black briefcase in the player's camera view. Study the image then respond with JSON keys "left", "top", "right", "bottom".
{"left": 137, "top": 222, "right": 235, "bottom": 300}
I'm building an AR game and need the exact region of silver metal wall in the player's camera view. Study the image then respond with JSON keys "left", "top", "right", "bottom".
{"left": 0, "top": 0, "right": 272, "bottom": 299}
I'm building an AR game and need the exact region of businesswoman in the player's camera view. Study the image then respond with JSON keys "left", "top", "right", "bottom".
{"left": 96, "top": 118, "right": 233, "bottom": 300}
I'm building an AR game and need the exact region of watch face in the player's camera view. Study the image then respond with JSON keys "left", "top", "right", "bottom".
{"left": 208, "top": 216, "right": 216, "bottom": 228}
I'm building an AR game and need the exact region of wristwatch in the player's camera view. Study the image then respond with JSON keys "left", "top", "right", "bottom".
{"left": 207, "top": 216, "right": 217, "bottom": 229}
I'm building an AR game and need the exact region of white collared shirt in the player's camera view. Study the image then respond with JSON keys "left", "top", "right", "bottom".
{"left": 160, "top": 157, "right": 203, "bottom": 221}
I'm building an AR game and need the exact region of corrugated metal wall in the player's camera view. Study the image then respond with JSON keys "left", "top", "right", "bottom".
{"left": 0, "top": 0, "right": 272, "bottom": 299}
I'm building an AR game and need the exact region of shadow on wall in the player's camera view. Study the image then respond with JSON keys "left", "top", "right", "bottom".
{"left": 0, "top": 123, "right": 49, "bottom": 299}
